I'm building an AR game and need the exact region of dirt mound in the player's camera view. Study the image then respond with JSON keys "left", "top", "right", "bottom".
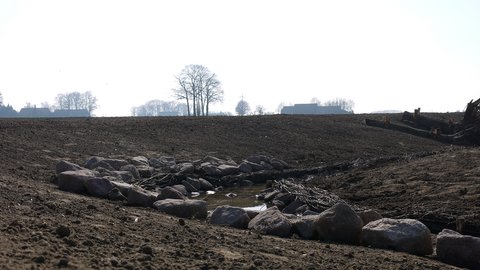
{"left": 0, "top": 115, "right": 465, "bottom": 269}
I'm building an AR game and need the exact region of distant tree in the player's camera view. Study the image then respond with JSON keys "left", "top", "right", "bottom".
{"left": 254, "top": 105, "right": 266, "bottom": 115}
{"left": 172, "top": 64, "right": 223, "bottom": 116}
{"left": 132, "top": 100, "right": 187, "bottom": 116}
{"left": 0, "top": 92, "right": 3, "bottom": 106}
{"left": 40, "top": 102, "right": 52, "bottom": 111}
{"left": 236, "top": 98, "right": 250, "bottom": 116}
{"left": 310, "top": 97, "right": 322, "bottom": 105}
{"left": 324, "top": 98, "right": 355, "bottom": 113}
{"left": 55, "top": 91, "right": 98, "bottom": 115}
{"left": 24, "top": 102, "right": 35, "bottom": 108}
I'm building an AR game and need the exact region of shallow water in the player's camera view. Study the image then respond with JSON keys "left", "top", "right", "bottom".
{"left": 193, "top": 184, "right": 267, "bottom": 210}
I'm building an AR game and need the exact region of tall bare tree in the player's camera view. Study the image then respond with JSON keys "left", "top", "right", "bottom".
{"left": 173, "top": 64, "right": 223, "bottom": 116}
{"left": 131, "top": 100, "right": 187, "bottom": 116}
{"left": 55, "top": 91, "right": 98, "bottom": 115}
{"left": 325, "top": 98, "right": 355, "bottom": 113}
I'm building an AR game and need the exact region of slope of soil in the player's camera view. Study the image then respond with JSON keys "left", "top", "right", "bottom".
{"left": 0, "top": 115, "right": 464, "bottom": 269}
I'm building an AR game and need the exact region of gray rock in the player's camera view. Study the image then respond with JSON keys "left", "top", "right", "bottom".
{"left": 119, "top": 164, "right": 141, "bottom": 179}
{"left": 157, "top": 186, "right": 187, "bottom": 200}
{"left": 57, "top": 170, "right": 96, "bottom": 194}
{"left": 248, "top": 207, "right": 292, "bottom": 238}
{"left": 137, "top": 166, "right": 154, "bottom": 178}
{"left": 244, "top": 161, "right": 264, "bottom": 172}
{"left": 263, "top": 190, "right": 281, "bottom": 202}
{"left": 153, "top": 199, "right": 208, "bottom": 219}
{"left": 270, "top": 159, "right": 285, "bottom": 170}
{"left": 198, "top": 178, "right": 214, "bottom": 191}
{"left": 108, "top": 188, "right": 127, "bottom": 201}
{"left": 282, "top": 200, "right": 305, "bottom": 215}
{"left": 436, "top": 229, "right": 480, "bottom": 269}
{"left": 209, "top": 205, "right": 251, "bottom": 229}
{"left": 129, "top": 156, "right": 149, "bottom": 166}
{"left": 217, "top": 164, "right": 239, "bottom": 176}
{"left": 260, "top": 161, "right": 273, "bottom": 170}
{"left": 102, "top": 159, "right": 129, "bottom": 171}
{"left": 272, "top": 200, "right": 286, "bottom": 210}
{"left": 56, "top": 160, "right": 85, "bottom": 174}
{"left": 127, "top": 187, "right": 157, "bottom": 207}
{"left": 177, "top": 163, "right": 194, "bottom": 174}
{"left": 112, "top": 171, "right": 135, "bottom": 183}
{"left": 110, "top": 181, "right": 133, "bottom": 196}
{"left": 84, "top": 156, "right": 104, "bottom": 169}
{"left": 84, "top": 177, "right": 114, "bottom": 198}
{"left": 201, "top": 163, "right": 223, "bottom": 176}
{"left": 362, "top": 218, "right": 433, "bottom": 255}
{"left": 181, "top": 180, "right": 198, "bottom": 193}
{"left": 315, "top": 203, "right": 363, "bottom": 244}
{"left": 293, "top": 215, "right": 318, "bottom": 239}
{"left": 171, "top": 185, "right": 188, "bottom": 196}
{"left": 358, "top": 209, "right": 382, "bottom": 226}
{"left": 200, "top": 156, "right": 228, "bottom": 166}
{"left": 92, "top": 160, "right": 116, "bottom": 171}
{"left": 149, "top": 156, "right": 176, "bottom": 168}
{"left": 238, "top": 162, "right": 253, "bottom": 173}
{"left": 184, "top": 178, "right": 202, "bottom": 190}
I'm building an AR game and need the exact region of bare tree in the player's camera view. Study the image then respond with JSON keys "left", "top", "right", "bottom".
{"left": 236, "top": 98, "right": 250, "bottom": 116}
{"left": 55, "top": 91, "right": 98, "bottom": 115}
{"left": 254, "top": 105, "right": 266, "bottom": 115}
{"left": 324, "top": 98, "right": 355, "bottom": 113}
{"left": 310, "top": 97, "right": 322, "bottom": 105}
{"left": 132, "top": 100, "right": 187, "bottom": 116}
{"left": 172, "top": 64, "right": 223, "bottom": 116}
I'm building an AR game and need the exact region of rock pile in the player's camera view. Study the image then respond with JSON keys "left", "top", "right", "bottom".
{"left": 53, "top": 155, "right": 479, "bottom": 269}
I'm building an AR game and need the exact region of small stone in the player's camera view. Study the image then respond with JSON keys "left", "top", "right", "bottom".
{"left": 58, "top": 258, "right": 69, "bottom": 267}
{"left": 179, "top": 219, "right": 186, "bottom": 226}
{"left": 111, "top": 258, "right": 119, "bottom": 267}
{"left": 34, "top": 256, "right": 45, "bottom": 263}
{"left": 140, "top": 246, "right": 153, "bottom": 255}
{"left": 55, "top": 225, "right": 71, "bottom": 238}
{"left": 87, "top": 204, "right": 97, "bottom": 210}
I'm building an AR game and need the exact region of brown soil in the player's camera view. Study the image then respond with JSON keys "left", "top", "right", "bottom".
{"left": 0, "top": 114, "right": 467, "bottom": 269}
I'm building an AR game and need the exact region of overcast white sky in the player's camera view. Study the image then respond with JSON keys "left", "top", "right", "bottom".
{"left": 0, "top": 0, "right": 479, "bottom": 116}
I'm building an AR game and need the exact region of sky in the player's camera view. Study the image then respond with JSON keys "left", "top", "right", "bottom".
{"left": 0, "top": 0, "right": 479, "bottom": 116}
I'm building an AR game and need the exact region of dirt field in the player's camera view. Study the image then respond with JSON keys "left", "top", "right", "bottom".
{"left": 0, "top": 114, "right": 469, "bottom": 269}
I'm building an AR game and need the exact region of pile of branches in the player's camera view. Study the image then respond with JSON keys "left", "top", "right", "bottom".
{"left": 272, "top": 179, "right": 361, "bottom": 213}
{"left": 366, "top": 98, "right": 480, "bottom": 146}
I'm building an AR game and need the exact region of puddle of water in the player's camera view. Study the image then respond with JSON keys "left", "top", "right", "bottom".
{"left": 193, "top": 184, "right": 267, "bottom": 210}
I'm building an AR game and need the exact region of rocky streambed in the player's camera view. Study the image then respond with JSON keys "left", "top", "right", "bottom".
{"left": 54, "top": 154, "right": 480, "bottom": 269}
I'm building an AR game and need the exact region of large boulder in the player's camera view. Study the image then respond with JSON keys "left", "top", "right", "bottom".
{"left": 92, "top": 160, "right": 116, "bottom": 171}
{"left": 84, "top": 156, "right": 104, "bottom": 169}
{"left": 243, "top": 161, "right": 264, "bottom": 172}
{"left": 84, "top": 177, "right": 114, "bottom": 198}
{"left": 110, "top": 181, "right": 133, "bottom": 197}
{"left": 209, "top": 206, "right": 251, "bottom": 229}
{"left": 198, "top": 178, "right": 214, "bottom": 191}
{"left": 362, "top": 218, "right": 433, "bottom": 255}
{"left": 157, "top": 186, "right": 187, "bottom": 200}
{"left": 136, "top": 166, "right": 154, "bottom": 178}
{"left": 129, "top": 156, "right": 149, "bottom": 166}
{"left": 201, "top": 163, "right": 223, "bottom": 176}
{"left": 112, "top": 171, "right": 135, "bottom": 183}
{"left": 101, "top": 159, "right": 129, "bottom": 171}
{"left": 248, "top": 207, "right": 292, "bottom": 238}
{"left": 217, "top": 164, "right": 239, "bottom": 176}
{"left": 119, "top": 164, "right": 141, "bottom": 179}
{"left": 315, "top": 203, "right": 363, "bottom": 244}
{"left": 55, "top": 160, "right": 85, "bottom": 174}
{"left": 153, "top": 199, "right": 208, "bottom": 219}
{"left": 149, "top": 156, "right": 176, "bottom": 168}
{"left": 57, "top": 169, "right": 96, "bottom": 194}
{"left": 171, "top": 185, "right": 188, "bottom": 196}
{"left": 358, "top": 209, "right": 382, "bottom": 226}
{"left": 436, "top": 229, "right": 480, "bottom": 269}
{"left": 127, "top": 187, "right": 157, "bottom": 207}
{"left": 183, "top": 178, "right": 202, "bottom": 190}
{"left": 238, "top": 162, "right": 253, "bottom": 173}
{"left": 292, "top": 215, "right": 318, "bottom": 239}
{"left": 177, "top": 163, "right": 194, "bottom": 174}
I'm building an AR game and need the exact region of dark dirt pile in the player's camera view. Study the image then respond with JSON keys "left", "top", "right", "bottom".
{"left": 0, "top": 115, "right": 466, "bottom": 269}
